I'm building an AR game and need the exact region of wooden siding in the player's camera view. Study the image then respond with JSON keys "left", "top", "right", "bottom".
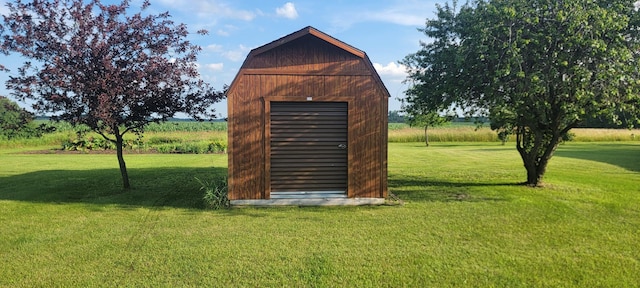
{"left": 245, "top": 35, "right": 369, "bottom": 74}
{"left": 227, "top": 75, "right": 265, "bottom": 200}
{"left": 228, "top": 27, "right": 388, "bottom": 200}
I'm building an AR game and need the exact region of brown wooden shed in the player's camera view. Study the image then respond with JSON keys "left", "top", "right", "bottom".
{"left": 227, "top": 26, "right": 389, "bottom": 205}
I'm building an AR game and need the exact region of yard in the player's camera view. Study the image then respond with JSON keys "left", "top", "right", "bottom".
{"left": 1, "top": 138, "right": 639, "bottom": 286}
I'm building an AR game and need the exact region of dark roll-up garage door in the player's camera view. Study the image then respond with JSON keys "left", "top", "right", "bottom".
{"left": 270, "top": 102, "right": 347, "bottom": 195}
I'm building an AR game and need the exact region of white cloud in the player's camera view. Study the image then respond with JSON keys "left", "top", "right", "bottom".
{"left": 203, "top": 44, "right": 251, "bottom": 62}
{"left": 155, "top": 0, "right": 256, "bottom": 21}
{"left": 215, "top": 25, "right": 239, "bottom": 37}
{"left": 330, "top": 1, "right": 434, "bottom": 30}
{"left": 276, "top": 2, "right": 298, "bottom": 19}
{"left": 366, "top": 10, "right": 424, "bottom": 26}
{"left": 373, "top": 62, "right": 407, "bottom": 78}
{"left": 222, "top": 45, "right": 251, "bottom": 62}
{"left": 205, "top": 44, "right": 224, "bottom": 52}
{"left": 205, "top": 63, "right": 224, "bottom": 71}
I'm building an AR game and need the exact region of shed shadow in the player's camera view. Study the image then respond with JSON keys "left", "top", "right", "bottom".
{"left": 0, "top": 167, "right": 228, "bottom": 209}
{"left": 388, "top": 175, "right": 518, "bottom": 203}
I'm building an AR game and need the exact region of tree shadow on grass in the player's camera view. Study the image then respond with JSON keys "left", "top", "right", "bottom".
{"left": 555, "top": 143, "right": 640, "bottom": 172}
{"left": 0, "top": 167, "right": 228, "bottom": 209}
{"left": 388, "top": 175, "right": 519, "bottom": 203}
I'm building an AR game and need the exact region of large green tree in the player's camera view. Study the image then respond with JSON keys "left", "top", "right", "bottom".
{"left": 402, "top": 0, "right": 640, "bottom": 186}
{"left": 0, "top": 96, "right": 34, "bottom": 139}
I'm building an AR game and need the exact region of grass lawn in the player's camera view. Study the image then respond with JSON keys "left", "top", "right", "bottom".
{"left": 1, "top": 142, "right": 639, "bottom": 287}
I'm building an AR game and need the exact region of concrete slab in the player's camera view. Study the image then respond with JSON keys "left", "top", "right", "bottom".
{"left": 230, "top": 198, "right": 386, "bottom": 206}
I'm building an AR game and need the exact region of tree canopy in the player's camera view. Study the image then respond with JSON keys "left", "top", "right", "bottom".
{"left": 0, "top": 96, "right": 54, "bottom": 139}
{"left": 1, "top": 0, "right": 226, "bottom": 188}
{"left": 402, "top": 0, "right": 640, "bottom": 186}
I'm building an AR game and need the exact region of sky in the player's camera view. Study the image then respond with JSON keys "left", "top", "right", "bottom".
{"left": 0, "top": 0, "right": 441, "bottom": 118}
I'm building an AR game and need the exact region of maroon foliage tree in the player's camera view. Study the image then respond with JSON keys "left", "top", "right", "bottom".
{"left": 1, "top": 0, "right": 225, "bottom": 188}
{"left": 0, "top": 14, "right": 7, "bottom": 72}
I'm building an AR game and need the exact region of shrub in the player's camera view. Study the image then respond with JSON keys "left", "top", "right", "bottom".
{"left": 145, "top": 121, "right": 227, "bottom": 132}
{"left": 183, "top": 142, "right": 208, "bottom": 154}
{"left": 155, "top": 143, "right": 178, "bottom": 153}
{"left": 208, "top": 140, "right": 227, "bottom": 153}
{"left": 61, "top": 135, "right": 116, "bottom": 151}
{"left": 497, "top": 130, "right": 511, "bottom": 145}
{"left": 146, "top": 136, "right": 181, "bottom": 145}
{"left": 197, "top": 176, "right": 230, "bottom": 209}
{"left": 151, "top": 140, "right": 227, "bottom": 154}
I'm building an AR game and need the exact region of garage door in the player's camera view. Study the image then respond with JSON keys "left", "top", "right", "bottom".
{"left": 270, "top": 102, "right": 347, "bottom": 197}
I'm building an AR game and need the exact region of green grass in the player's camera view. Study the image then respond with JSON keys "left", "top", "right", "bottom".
{"left": 1, "top": 142, "right": 639, "bottom": 286}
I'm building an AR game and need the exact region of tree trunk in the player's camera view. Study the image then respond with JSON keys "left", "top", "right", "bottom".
{"left": 424, "top": 125, "right": 429, "bottom": 147}
{"left": 516, "top": 127, "right": 561, "bottom": 187}
{"left": 114, "top": 129, "right": 130, "bottom": 189}
{"left": 521, "top": 153, "right": 555, "bottom": 186}
{"left": 523, "top": 159, "right": 542, "bottom": 186}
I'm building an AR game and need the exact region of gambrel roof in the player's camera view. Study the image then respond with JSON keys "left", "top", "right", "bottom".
{"left": 229, "top": 26, "right": 390, "bottom": 98}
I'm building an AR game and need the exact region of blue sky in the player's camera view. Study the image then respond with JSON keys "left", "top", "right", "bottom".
{"left": 0, "top": 0, "right": 440, "bottom": 118}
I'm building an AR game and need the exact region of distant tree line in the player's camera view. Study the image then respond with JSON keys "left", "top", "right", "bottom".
{"left": 388, "top": 111, "right": 405, "bottom": 123}
{"left": 389, "top": 110, "right": 633, "bottom": 129}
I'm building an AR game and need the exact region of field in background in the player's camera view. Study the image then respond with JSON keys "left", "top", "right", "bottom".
{"left": 1, "top": 141, "right": 638, "bottom": 286}
{"left": 2, "top": 121, "right": 228, "bottom": 153}
{"left": 1, "top": 121, "right": 637, "bottom": 152}
{"left": 388, "top": 122, "right": 640, "bottom": 143}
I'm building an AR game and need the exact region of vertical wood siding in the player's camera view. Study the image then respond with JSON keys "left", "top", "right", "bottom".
{"left": 228, "top": 29, "right": 388, "bottom": 200}
{"left": 228, "top": 75, "right": 265, "bottom": 199}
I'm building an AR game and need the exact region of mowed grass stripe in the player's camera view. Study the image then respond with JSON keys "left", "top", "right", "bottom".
{"left": 0, "top": 142, "right": 639, "bottom": 286}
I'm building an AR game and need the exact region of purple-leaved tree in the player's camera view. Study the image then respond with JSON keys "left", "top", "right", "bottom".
{"left": 1, "top": 0, "right": 225, "bottom": 188}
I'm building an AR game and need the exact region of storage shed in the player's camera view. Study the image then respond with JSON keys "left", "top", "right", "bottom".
{"left": 227, "top": 26, "right": 389, "bottom": 205}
